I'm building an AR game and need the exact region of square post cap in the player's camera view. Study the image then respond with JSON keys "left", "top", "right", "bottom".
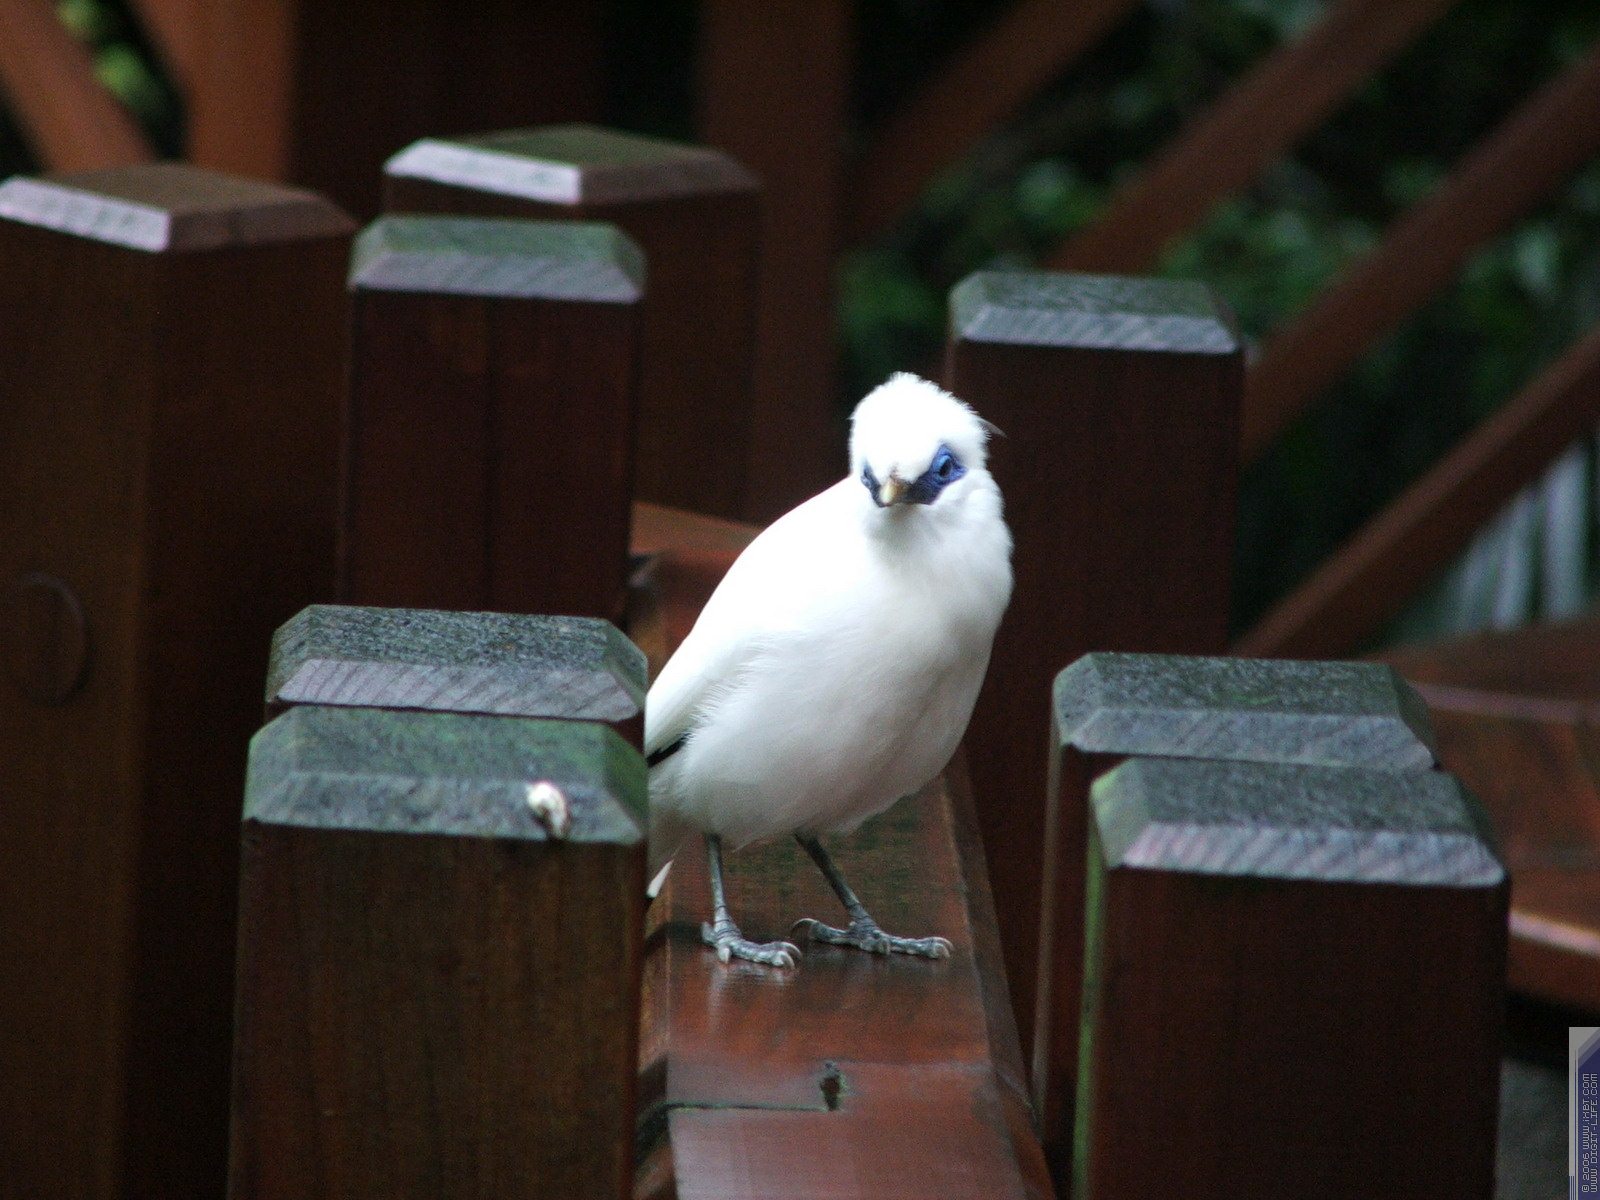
{"left": 385, "top": 124, "right": 759, "bottom": 207}
{"left": 350, "top": 214, "right": 643, "bottom": 302}
{"left": 0, "top": 162, "right": 353, "bottom": 253}
{"left": 247, "top": 705, "right": 644, "bottom": 844}
{"left": 949, "top": 270, "right": 1239, "bottom": 354}
{"left": 266, "top": 605, "right": 644, "bottom": 725}
{"left": 1092, "top": 757, "right": 1503, "bottom": 887}
{"left": 1055, "top": 652, "right": 1437, "bottom": 769}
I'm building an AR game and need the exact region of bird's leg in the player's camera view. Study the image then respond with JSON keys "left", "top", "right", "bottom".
{"left": 791, "top": 834, "right": 952, "bottom": 959}
{"left": 700, "top": 833, "right": 801, "bottom": 968}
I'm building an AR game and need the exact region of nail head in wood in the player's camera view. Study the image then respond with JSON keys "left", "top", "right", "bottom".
{"left": 1, "top": 572, "right": 90, "bottom": 704}
{"left": 247, "top": 706, "right": 644, "bottom": 845}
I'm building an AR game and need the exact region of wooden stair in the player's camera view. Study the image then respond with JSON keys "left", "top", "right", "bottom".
{"left": 1381, "top": 613, "right": 1600, "bottom": 1012}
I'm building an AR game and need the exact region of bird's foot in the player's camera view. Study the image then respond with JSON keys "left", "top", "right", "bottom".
{"left": 701, "top": 918, "right": 801, "bottom": 968}
{"left": 792, "top": 916, "right": 952, "bottom": 959}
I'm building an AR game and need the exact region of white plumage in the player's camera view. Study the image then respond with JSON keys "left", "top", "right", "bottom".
{"left": 645, "top": 372, "right": 1013, "bottom": 965}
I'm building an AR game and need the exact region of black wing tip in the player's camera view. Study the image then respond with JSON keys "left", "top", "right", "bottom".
{"left": 647, "top": 735, "right": 688, "bottom": 769}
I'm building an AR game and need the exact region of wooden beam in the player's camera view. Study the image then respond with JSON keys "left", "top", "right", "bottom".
{"left": 188, "top": 0, "right": 604, "bottom": 218}
{"left": 642, "top": 756, "right": 1049, "bottom": 1199}
{"left": 231, "top": 705, "right": 646, "bottom": 1200}
{"left": 129, "top": 0, "right": 208, "bottom": 89}
{"left": 0, "top": 163, "right": 351, "bottom": 1199}
{"left": 1051, "top": 0, "right": 1458, "bottom": 276}
{"left": 1237, "top": 321, "right": 1600, "bottom": 658}
{"left": 851, "top": 0, "right": 1139, "bottom": 240}
{"left": 943, "top": 270, "right": 1242, "bottom": 1056}
{"left": 1074, "top": 757, "right": 1505, "bottom": 1199}
{"left": 1034, "top": 653, "right": 1436, "bottom": 1177}
{"left": 384, "top": 126, "right": 762, "bottom": 522}
{"left": 699, "top": 0, "right": 850, "bottom": 521}
{"left": 342, "top": 215, "right": 643, "bottom": 623}
{"left": 1243, "top": 38, "right": 1600, "bottom": 459}
{"left": 0, "top": 0, "right": 153, "bottom": 171}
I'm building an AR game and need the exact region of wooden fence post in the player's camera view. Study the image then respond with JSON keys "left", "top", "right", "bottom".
{"left": 230, "top": 603, "right": 647, "bottom": 1199}
{"left": 943, "top": 270, "right": 1243, "bottom": 1052}
{"left": 383, "top": 126, "right": 762, "bottom": 521}
{"left": 1037, "top": 653, "right": 1438, "bottom": 1174}
{"left": 1075, "top": 756, "right": 1506, "bottom": 1199}
{"left": 0, "top": 164, "right": 352, "bottom": 1199}
{"left": 231, "top": 707, "right": 645, "bottom": 1200}
{"left": 343, "top": 215, "right": 643, "bottom": 621}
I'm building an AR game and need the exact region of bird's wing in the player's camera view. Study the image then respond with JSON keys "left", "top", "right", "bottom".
{"left": 644, "top": 481, "right": 852, "bottom": 758}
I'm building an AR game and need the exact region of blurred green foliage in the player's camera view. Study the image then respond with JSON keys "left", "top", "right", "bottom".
{"left": 845, "top": 0, "right": 1600, "bottom": 642}
{"left": 6, "top": 0, "right": 1598, "bottom": 644}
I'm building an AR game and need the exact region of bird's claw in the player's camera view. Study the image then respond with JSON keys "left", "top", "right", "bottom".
{"left": 792, "top": 917, "right": 952, "bottom": 959}
{"left": 701, "top": 921, "right": 801, "bottom": 968}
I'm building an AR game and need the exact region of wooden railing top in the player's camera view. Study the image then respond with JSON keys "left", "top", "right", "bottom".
{"left": 632, "top": 506, "right": 1051, "bottom": 1200}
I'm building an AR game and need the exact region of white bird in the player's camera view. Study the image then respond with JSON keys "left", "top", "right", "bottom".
{"left": 645, "top": 373, "right": 1013, "bottom": 967}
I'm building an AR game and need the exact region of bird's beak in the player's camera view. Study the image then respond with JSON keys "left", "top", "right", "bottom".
{"left": 877, "top": 474, "right": 907, "bottom": 507}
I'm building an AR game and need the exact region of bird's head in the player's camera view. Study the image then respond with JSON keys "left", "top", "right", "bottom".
{"left": 849, "top": 373, "right": 995, "bottom": 512}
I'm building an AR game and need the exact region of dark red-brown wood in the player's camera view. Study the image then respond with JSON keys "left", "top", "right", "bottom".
{"left": 630, "top": 508, "right": 1050, "bottom": 1200}
{"left": 1075, "top": 757, "right": 1507, "bottom": 1200}
{"left": 943, "top": 270, "right": 1242, "bottom": 1054}
{"left": 383, "top": 125, "right": 762, "bottom": 521}
{"left": 1378, "top": 613, "right": 1600, "bottom": 1011}
{"left": 230, "top": 705, "right": 646, "bottom": 1200}
{"left": 0, "top": 163, "right": 352, "bottom": 1200}
{"left": 341, "top": 214, "right": 642, "bottom": 622}
{"left": 700, "top": 1, "right": 851, "bottom": 519}
{"left": 188, "top": 0, "right": 604, "bottom": 218}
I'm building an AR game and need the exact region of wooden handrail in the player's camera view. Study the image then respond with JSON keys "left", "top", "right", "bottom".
{"left": 1237, "top": 320, "right": 1600, "bottom": 659}
{"left": 850, "top": 0, "right": 1138, "bottom": 241}
{"left": 1050, "top": 0, "right": 1458, "bottom": 275}
{"left": 1242, "top": 39, "right": 1600, "bottom": 459}
{"left": 0, "top": 0, "right": 153, "bottom": 171}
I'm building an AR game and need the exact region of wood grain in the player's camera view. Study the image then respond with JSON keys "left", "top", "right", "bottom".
{"left": 944, "top": 270, "right": 1242, "bottom": 1058}
{"left": 384, "top": 125, "right": 762, "bottom": 521}
{"left": 342, "top": 215, "right": 642, "bottom": 623}
{"left": 1243, "top": 37, "right": 1600, "bottom": 459}
{"left": 852, "top": 0, "right": 1139, "bottom": 240}
{"left": 1053, "top": 0, "right": 1457, "bottom": 275}
{"left": 0, "top": 163, "right": 352, "bottom": 1200}
{"left": 1238, "top": 322, "right": 1600, "bottom": 659}
{"left": 1075, "top": 757, "right": 1507, "bottom": 1200}
{"left": 1034, "top": 653, "right": 1439, "bottom": 1167}
{"left": 230, "top": 707, "right": 645, "bottom": 1200}
{"left": 0, "top": 0, "right": 154, "bottom": 170}
{"left": 699, "top": 1, "right": 851, "bottom": 520}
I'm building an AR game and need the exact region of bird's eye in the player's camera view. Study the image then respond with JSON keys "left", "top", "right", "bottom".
{"left": 933, "top": 449, "right": 957, "bottom": 480}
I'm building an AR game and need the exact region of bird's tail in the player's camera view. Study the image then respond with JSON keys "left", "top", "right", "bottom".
{"left": 645, "top": 808, "right": 687, "bottom": 903}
